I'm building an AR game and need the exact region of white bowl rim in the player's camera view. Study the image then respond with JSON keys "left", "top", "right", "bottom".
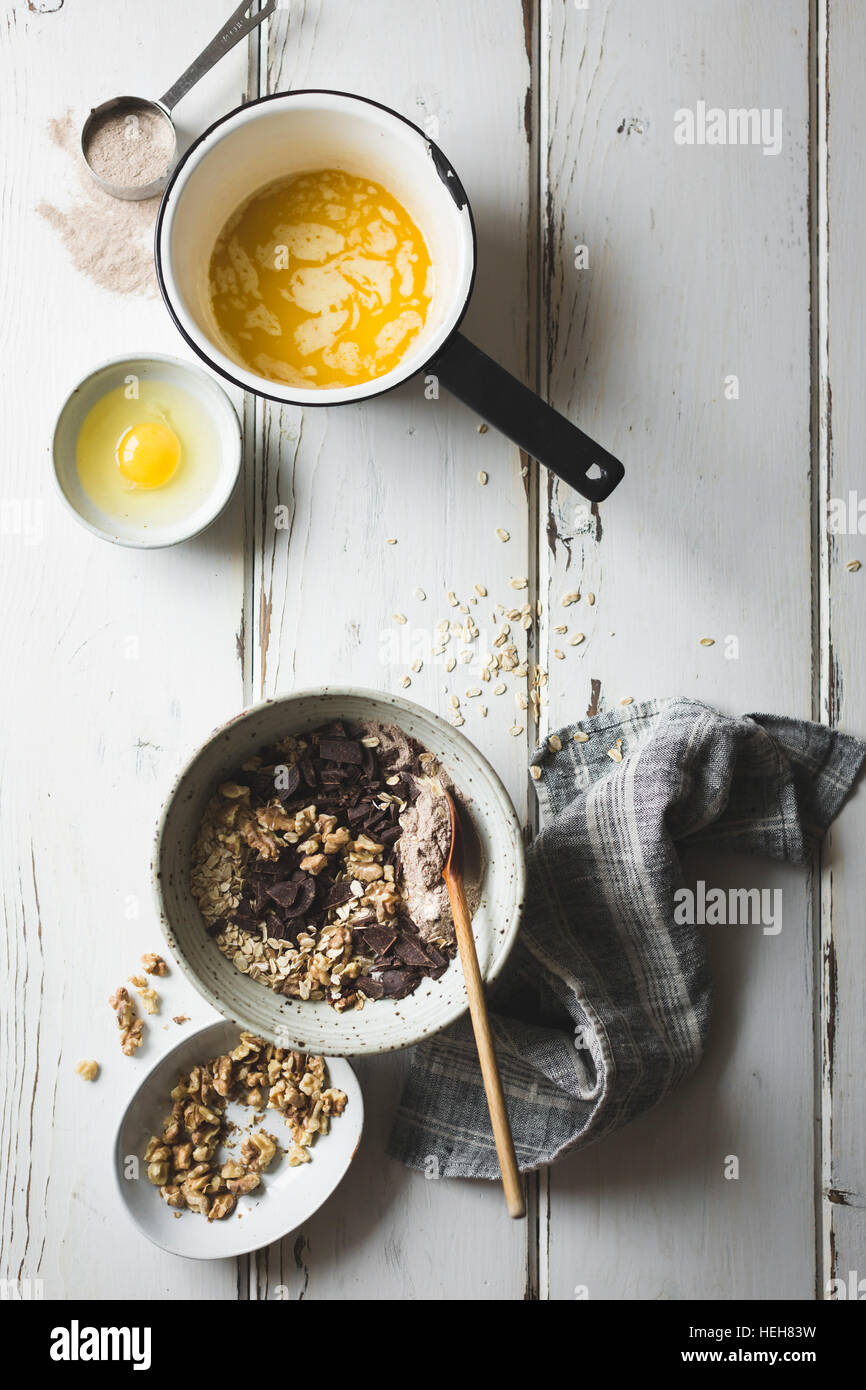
{"left": 154, "top": 88, "right": 478, "bottom": 408}
{"left": 51, "top": 351, "right": 243, "bottom": 550}
{"left": 152, "top": 688, "right": 527, "bottom": 1053}
{"left": 112, "top": 1019, "right": 363, "bottom": 1259}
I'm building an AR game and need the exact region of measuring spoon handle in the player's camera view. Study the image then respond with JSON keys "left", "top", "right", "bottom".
{"left": 159, "top": 0, "right": 278, "bottom": 112}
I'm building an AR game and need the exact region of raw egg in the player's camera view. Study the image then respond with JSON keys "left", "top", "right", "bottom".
{"left": 116, "top": 420, "right": 181, "bottom": 489}
{"left": 75, "top": 379, "right": 221, "bottom": 532}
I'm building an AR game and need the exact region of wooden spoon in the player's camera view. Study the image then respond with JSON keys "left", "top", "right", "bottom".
{"left": 441, "top": 789, "right": 525, "bottom": 1219}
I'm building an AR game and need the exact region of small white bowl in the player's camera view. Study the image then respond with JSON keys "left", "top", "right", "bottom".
{"left": 114, "top": 1020, "right": 363, "bottom": 1260}
{"left": 153, "top": 689, "right": 526, "bottom": 1056}
{"left": 51, "top": 353, "right": 242, "bottom": 549}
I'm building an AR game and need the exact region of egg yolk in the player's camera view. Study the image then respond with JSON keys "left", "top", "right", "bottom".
{"left": 116, "top": 420, "right": 181, "bottom": 489}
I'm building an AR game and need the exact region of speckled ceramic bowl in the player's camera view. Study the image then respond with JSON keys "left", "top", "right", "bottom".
{"left": 153, "top": 689, "right": 525, "bottom": 1055}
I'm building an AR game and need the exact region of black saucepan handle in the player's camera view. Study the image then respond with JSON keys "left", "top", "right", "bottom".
{"left": 432, "top": 332, "right": 624, "bottom": 504}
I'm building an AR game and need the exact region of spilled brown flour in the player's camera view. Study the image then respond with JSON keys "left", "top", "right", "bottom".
{"left": 38, "top": 111, "right": 160, "bottom": 297}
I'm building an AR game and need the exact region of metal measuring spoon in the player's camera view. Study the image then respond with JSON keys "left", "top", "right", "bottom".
{"left": 80, "top": 0, "right": 278, "bottom": 201}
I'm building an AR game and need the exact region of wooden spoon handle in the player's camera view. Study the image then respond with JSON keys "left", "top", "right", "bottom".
{"left": 444, "top": 869, "right": 526, "bottom": 1219}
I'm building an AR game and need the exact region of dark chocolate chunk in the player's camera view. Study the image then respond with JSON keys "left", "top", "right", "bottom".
{"left": 395, "top": 934, "right": 433, "bottom": 968}
{"left": 299, "top": 754, "right": 318, "bottom": 788}
{"left": 247, "top": 876, "right": 271, "bottom": 914}
{"left": 379, "top": 968, "right": 420, "bottom": 999}
{"left": 320, "top": 767, "right": 348, "bottom": 785}
{"left": 321, "top": 881, "right": 353, "bottom": 909}
{"left": 360, "top": 925, "right": 398, "bottom": 957}
{"left": 265, "top": 910, "right": 289, "bottom": 940}
{"left": 318, "top": 720, "right": 347, "bottom": 739}
{"left": 281, "top": 876, "right": 317, "bottom": 918}
{"left": 319, "top": 738, "right": 364, "bottom": 764}
{"left": 266, "top": 880, "right": 301, "bottom": 909}
{"left": 274, "top": 762, "right": 301, "bottom": 803}
{"left": 356, "top": 977, "right": 385, "bottom": 1000}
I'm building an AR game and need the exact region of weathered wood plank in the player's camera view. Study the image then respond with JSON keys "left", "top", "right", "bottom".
{"left": 247, "top": 0, "right": 535, "bottom": 1299}
{"left": 539, "top": 0, "right": 816, "bottom": 1299}
{"left": 821, "top": 0, "right": 866, "bottom": 1299}
{"left": 0, "top": 0, "right": 250, "bottom": 1300}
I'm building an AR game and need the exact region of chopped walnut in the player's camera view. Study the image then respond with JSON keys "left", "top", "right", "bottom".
{"left": 142, "top": 953, "right": 168, "bottom": 976}
{"left": 137, "top": 987, "right": 160, "bottom": 1016}
{"left": 208, "top": 1192, "right": 236, "bottom": 1221}
{"left": 141, "top": 1031, "right": 345, "bottom": 1227}
{"left": 75, "top": 1059, "right": 100, "bottom": 1082}
{"left": 109, "top": 987, "right": 144, "bottom": 1056}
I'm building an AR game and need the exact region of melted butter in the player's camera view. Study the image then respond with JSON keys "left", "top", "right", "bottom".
{"left": 208, "top": 169, "right": 433, "bottom": 389}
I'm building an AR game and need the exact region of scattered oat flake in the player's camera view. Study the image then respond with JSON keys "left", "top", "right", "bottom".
{"left": 447, "top": 591, "right": 458, "bottom": 606}
{"left": 496, "top": 528, "right": 510, "bottom": 542}
{"left": 386, "top": 537, "right": 397, "bottom": 545}
{"left": 411, "top": 659, "right": 423, "bottom": 673}
{"left": 510, "top": 577, "right": 528, "bottom": 590}
{"left": 450, "top": 695, "right": 460, "bottom": 708}
{"left": 509, "top": 724, "right": 525, "bottom": 737}
{"left": 573, "top": 731, "right": 590, "bottom": 743}
{"left": 608, "top": 747, "right": 623, "bottom": 763}
{"left": 553, "top": 649, "right": 565, "bottom": 660}
{"left": 414, "top": 588, "right": 427, "bottom": 601}
{"left": 478, "top": 422, "right": 489, "bottom": 433}
{"left": 846, "top": 560, "right": 861, "bottom": 572}
{"left": 480, "top": 705, "right": 488, "bottom": 717}
{"left": 620, "top": 697, "right": 634, "bottom": 706}
{"left": 699, "top": 637, "right": 715, "bottom": 647}
{"left": 530, "top": 765, "right": 542, "bottom": 780}
{"left": 561, "top": 592, "right": 580, "bottom": 607}
{"left": 555, "top": 624, "right": 567, "bottom": 635}
{"left": 400, "top": 676, "right": 411, "bottom": 688}
{"left": 493, "top": 683, "right": 507, "bottom": 695}
{"left": 478, "top": 470, "right": 488, "bottom": 485}
{"left": 475, "top": 583, "right": 487, "bottom": 597}
{"left": 393, "top": 613, "right": 407, "bottom": 625}
{"left": 446, "top": 657, "right": 457, "bottom": 672}
{"left": 587, "top": 592, "right": 596, "bottom": 606}
{"left": 548, "top": 734, "right": 562, "bottom": 752}
{"left": 466, "top": 688, "right": 481, "bottom": 698}
{"left": 450, "top": 714, "right": 465, "bottom": 727}
{"left": 570, "top": 633, "right": 585, "bottom": 646}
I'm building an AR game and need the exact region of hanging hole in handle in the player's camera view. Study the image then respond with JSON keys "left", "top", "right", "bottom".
{"left": 585, "top": 463, "right": 603, "bottom": 481}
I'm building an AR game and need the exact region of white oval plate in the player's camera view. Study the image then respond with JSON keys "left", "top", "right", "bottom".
{"left": 113, "top": 1020, "right": 363, "bottom": 1260}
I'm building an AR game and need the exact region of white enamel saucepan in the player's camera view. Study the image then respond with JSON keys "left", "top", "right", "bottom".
{"left": 155, "top": 90, "right": 624, "bottom": 504}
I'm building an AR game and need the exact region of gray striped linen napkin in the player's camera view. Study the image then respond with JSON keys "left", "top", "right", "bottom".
{"left": 386, "top": 697, "right": 865, "bottom": 1178}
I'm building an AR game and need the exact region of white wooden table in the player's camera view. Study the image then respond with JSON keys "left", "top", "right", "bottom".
{"left": 2, "top": 0, "right": 863, "bottom": 1301}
